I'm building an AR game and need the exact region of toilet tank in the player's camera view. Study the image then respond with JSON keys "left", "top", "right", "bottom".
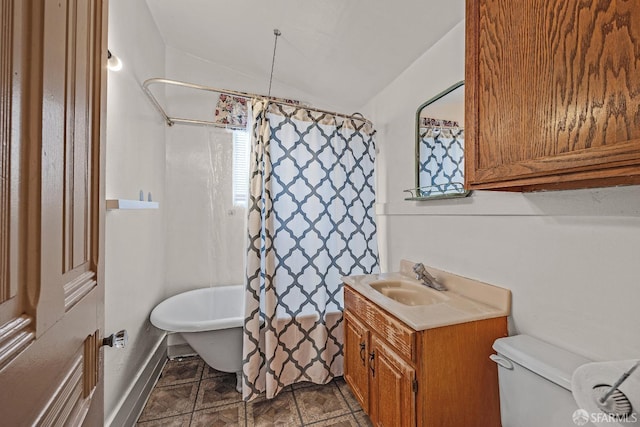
{"left": 492, "top": 334, "right": 594, "bottom": 427}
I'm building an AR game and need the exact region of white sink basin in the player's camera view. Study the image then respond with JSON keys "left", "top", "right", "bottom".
{"left": 369, "top": 280, "right": 448, "bottom": 306}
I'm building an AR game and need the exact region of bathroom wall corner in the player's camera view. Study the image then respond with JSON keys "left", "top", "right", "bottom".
{"left": 105, "top": 0, "right": 168, "bottom": 422}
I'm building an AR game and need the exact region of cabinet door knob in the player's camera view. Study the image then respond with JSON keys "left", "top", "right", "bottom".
{"left": 102, "top": 330, "right": 128, "bottom": 348}
{"left": 359, "top": 342, "right": 366, "bottom": 365}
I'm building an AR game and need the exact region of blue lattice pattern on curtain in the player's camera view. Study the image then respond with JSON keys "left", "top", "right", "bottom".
{"left": 418, "top": 126, "right": 465, "bottom": 197}
{"left": 243, "top": 100, "right": 379, "bottom": 400}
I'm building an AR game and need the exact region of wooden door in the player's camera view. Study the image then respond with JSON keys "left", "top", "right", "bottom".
{"left": 466, "top": 0, "right": 640, "bottom": 190}
{"left": 343, "top": 310, "right": 370, "bottom": 411}
{"left": 0, "top": 0, "right": 107, "bottom": 425}
{"left": 369, "top": 335, "right": 416, "bottom": 427}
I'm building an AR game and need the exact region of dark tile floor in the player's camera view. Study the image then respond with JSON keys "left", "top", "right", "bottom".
{"left": 137, "top": 356, "right": 373, "bottom": 426}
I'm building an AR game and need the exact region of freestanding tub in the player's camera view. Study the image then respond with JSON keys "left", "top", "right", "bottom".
{"left": 150, "top": 284, "right": 244, "bottom": 388}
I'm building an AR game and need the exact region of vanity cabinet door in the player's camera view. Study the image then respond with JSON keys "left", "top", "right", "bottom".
{"left": 344, "top": 310, "right": 370, "bottom": 411}
{"left": 466, "top": 0, "right": 640, "bottom": 191}
{"left": 369, "top": 335, "right": 416, "bottom": 427}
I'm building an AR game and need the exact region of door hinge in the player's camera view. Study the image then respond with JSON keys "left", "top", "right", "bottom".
{"left": 412, "top": 378, "right": 418, "bottom": 393}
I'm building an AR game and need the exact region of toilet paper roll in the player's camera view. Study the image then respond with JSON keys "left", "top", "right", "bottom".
{"left": 572, "top": 360, "right": 640, "bottom": 427}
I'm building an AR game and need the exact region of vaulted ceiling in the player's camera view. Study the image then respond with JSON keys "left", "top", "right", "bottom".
{"left": 146, "top": 0, "right": 464, "bottom": 112}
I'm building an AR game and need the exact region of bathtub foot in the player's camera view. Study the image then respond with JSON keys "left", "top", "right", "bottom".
{"left": 236, "top": 371, "right": 242, "bottom": 393}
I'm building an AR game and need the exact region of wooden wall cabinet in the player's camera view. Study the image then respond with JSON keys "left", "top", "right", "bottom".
{"left": 465, "top": 0, "right": 640, "bottom": 191}
{"left": 343, "top": 285, "right": 506, "bottom": 427}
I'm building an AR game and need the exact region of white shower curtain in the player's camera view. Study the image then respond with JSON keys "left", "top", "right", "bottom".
{"left": 242, "top": 99, "right": 379, "bottom": 400}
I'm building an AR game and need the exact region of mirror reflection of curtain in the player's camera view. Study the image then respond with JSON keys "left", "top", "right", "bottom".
{"left": 243, "top": 98, "right": 380, "bottom": 400}
{"left": 419, "top": 119, "right": 464, "bottom": 196}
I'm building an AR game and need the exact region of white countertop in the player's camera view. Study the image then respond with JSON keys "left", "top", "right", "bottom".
{"left": 342, "top": 260, "right": 511, "bottom": 331}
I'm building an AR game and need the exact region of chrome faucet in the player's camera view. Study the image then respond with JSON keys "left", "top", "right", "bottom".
{"left": 412, "top": 263, "right": 447, "bottom": 291}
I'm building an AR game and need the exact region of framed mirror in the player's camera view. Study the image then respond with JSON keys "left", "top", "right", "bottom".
{"left": 405, "top": 81, "right": 470, "bottom": 201}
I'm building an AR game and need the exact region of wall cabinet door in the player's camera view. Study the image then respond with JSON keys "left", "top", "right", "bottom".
{"left": 466, "top": 0, "right": 640, "bottom": 191}
{"left": 344, "top": 310, "right": 370, "bottom": 411}
{"left": 369, "top": 335, "right": 416, "bottom": 427}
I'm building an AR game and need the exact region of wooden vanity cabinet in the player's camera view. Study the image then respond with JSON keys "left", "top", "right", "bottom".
{"left": 465, "top": 0, "right": 640, "bottom": 191}
{"left": 343, "top": 285, "right": 506, "bottom": 427}
{"left": 344, "top": 288, "right": 417, "bottom": 427}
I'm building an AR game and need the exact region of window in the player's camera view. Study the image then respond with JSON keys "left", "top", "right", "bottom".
{"left": 232, "top": 130, "right": 250, "bottom": 206}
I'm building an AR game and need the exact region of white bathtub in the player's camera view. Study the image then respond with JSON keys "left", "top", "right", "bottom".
{"left": 150, "top": 285, "right": 244, "bottom": 374}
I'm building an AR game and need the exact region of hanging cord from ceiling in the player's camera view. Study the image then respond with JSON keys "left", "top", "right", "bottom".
{"left": 267, "top": 29, "right": 281, "bottom": 98}
{"left": 263, "top": 28, "right": 369, "bottom": 122}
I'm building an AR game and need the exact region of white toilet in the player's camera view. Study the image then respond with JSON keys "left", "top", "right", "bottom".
{"left": 492, "top": 334, "right": 595, "bottom": 427}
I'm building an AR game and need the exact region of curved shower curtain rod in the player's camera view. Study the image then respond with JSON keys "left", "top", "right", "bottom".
{"left": 141, "top": 78, "right": 373, "bottom": 128}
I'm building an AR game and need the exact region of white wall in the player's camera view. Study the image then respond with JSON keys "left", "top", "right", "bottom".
{"left": 164, "top": 124, "right": 246, "bottom": 293}
{"left": 362, "top": 20, "right": 640, "bottom": 361}
{"left": 105, "top": 0, "right": 166, "bottom": 422}
{"left": 162, "top": 48, "right": 252, "bottom": 295}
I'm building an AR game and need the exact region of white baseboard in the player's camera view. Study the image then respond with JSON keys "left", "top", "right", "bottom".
{"left": 106, "top": 335, "right": 167, "bottom": 427}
